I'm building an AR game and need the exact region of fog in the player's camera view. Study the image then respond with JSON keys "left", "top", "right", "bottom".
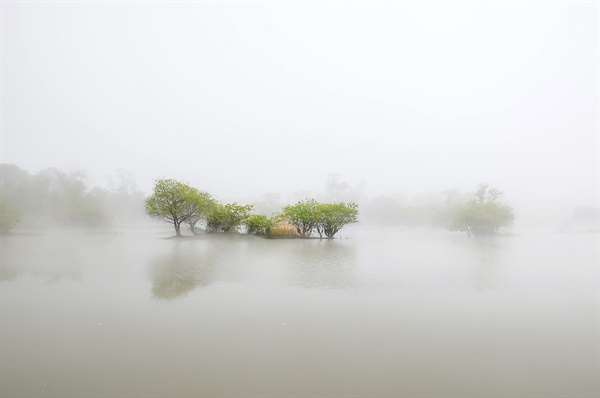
{"left": 2, "top": 3, "right": 599, "bottom": 396}
{"left": 2, "top": 2, "right": 597, "bottom": 213}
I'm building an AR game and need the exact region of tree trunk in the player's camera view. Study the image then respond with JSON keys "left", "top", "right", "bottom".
{"left": 175, "top": 223, "right": 181, "bottom": 237}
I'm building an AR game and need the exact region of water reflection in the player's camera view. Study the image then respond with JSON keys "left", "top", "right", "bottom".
{"left": 145, "top": 236, "right": 358, "bottom": 297}
{"left": 284, "top": 239, "right": 357, "bottom": 289}
{"left": 3, "top": 228, "right": 598, "bottom": 396}
{"left": 147, "top": 242, "right": 216, "bottom": 300}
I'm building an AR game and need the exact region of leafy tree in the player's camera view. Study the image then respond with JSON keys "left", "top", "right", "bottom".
{"left": 145, "top": 179, "right": 200, "bottom": 237}
{"left": 206, "top": 203, "right": 253, "bottom": 233}
{"left": 282, "top": 199, "right": 360, "bottom": 238}
{"left": 0, "top": 200, "right": 21, "bottom": 233}
{"left": 449, "top": 184, "right": 515, "bottom": 237}
{"left": 245, "top": 214, "right": 274, "bottom": 236}
{"left": 282, "top": 199, "right": 320, "bottom": 238}
{"left": 316, "top": 202, "right": 359, "bottom": 238}
{"left": 184, "top": 191, "right": 216, "bottom": 235}
{"left": 396, "top": 205, "right": 437, "bottom": 227}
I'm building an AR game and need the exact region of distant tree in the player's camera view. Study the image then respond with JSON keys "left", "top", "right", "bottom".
{"left": 315, "top": 202, "right": 359, "bottom": 238}
{"left": 252, "top": 193, "right": 285, "bottom": 217}
{"left": 0, "top": 200, "right": 21, "bottom": 233}
{"left": 449, "top": 184, "right": 515, "bottom": 237}
{"left": 0, "top": 164, "right": 33, "bottom": 210}
{"left": 282, "top": 199, "right": 320, "bottom": 238}
{"left": 362, "top": 194, "right": 404, "bottom": 225}
{"left": 105, "top": 169, "right": 145, "bottom": 223}
{"left": 1, "top": 164, "right": 147, "bottom": 228}
{"left": 433, "top": 189, "right": 468, "bottom": 227}
{"left": 145, "top": 179, "right": 200, "bottom": 237}
{"left": 206, "top": 203, "right": 253, "bottom": 233}
{"left": 397, "top": 205, "right": 437, "bottom": 227}
{"left": 324, "top": 173, "right": 365, "bottom": 203}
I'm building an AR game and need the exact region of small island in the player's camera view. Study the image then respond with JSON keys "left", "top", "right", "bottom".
{"left": 145, "top": 179, "right": 359, "bottom": 239}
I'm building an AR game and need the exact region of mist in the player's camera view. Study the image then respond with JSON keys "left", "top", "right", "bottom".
{"left": 2, "top": 2, "right": 597, "bottom": 213}
{"left": 1, "top": 2, "right": 598, "bottom": 397}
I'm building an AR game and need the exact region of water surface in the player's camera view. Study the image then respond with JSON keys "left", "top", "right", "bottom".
{"left": 1, "top": 225, "right": 598, "bottom": 396}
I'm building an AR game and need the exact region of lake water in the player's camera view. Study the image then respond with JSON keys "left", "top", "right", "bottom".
{"left": 1, "top": 225, "right": 598, "bottom": 396}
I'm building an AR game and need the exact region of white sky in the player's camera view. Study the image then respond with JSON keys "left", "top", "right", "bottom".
{"left": 2, "top": 1, "right": 598, "bottom": 208}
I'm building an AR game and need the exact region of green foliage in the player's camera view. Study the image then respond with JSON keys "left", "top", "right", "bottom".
{"left": 316, "top": 202, "right": 359, "bottom": 238}
{"left": 145, "top": 179, "right": 201, "bottom": 236}
{"left": 184, "top": 191, "right": 216, "bottom": 235}
{"left": 449, "top": 184, "right": 515, "bottom": 237}
{"left": 245, "top": 214, "right": 274, "bottom": 236}
{"left": 282, "top": 199, "right": 320, "bottom": 237}
{"left": 206, "top": 203, "right": 253, "bottom": 233}
{"left": 0, "top": 200, "right": 21, "bottom": 233}
{"left": 282, "top": 199, "right": 359, "bottom": 238}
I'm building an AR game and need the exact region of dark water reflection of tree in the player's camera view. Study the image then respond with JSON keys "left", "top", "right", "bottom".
{"left": 146, "top": 242, "right": 217, "bottom": 300}
{"left": 146, "top": 236, "right": 358, "bottom": 298}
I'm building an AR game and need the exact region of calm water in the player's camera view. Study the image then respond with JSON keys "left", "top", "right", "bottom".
{"left": 1, "top": 225, "right": 598, "bottom": 397}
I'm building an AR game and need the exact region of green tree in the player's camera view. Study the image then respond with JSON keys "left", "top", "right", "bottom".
{"left": 245, "top": 214, "right": 274, "bottom": 236}
{"left": 316, "top": 202, "right": 359, "bottom": 238}
{"left": 449, "top": 184, "right": 515, "bottom": 237}
{"left": 0, "top": 200, "right": 21, "bottom": 233}
{"left": 184, "top": 191, "right": 216, "bottom": 235}
{"left": 282, "top": 199, "right": 320, "bottom": 238}
{"left": 206, "top": 203, "right": 253, "bottom": 233}
{"left": 145, "top": 179, "right": 200, "bottom": 237}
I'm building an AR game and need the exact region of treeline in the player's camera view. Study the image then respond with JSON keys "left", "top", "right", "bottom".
{"left": 145, "top": 179, "right": 359, "bottom": 239}
{"left": 361, "top": 190, "right": 467, "bottom": 228}
{"left": 1, "top": 164, "right": 516, "bottom": 238}
{"left": 363, "top": 185, "right": 515, "bottom": 236}
{"left": 0, "top": 164, "right": 144, "bottom": 232}
{"left": 145, "top": 178, "right": 516, "bottom": 238}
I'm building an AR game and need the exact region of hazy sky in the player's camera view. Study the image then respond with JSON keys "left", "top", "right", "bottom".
{"left": 2, "top": 1, "right": 598, "bottom": 208}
